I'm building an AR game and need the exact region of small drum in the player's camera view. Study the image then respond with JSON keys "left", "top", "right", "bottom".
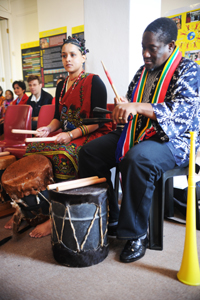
{"left": 49, "top": 182, "right": 109, "bottom": 268}
{"left": 1, "top": 154, "right": 54, "bottom": 227}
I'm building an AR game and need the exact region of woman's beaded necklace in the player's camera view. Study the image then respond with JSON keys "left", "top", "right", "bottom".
{"left": 59, "top": 70, "right": 85, "bottom": 103}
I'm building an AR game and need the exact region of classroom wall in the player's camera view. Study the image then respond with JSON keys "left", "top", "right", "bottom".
{"left": 0, "top": 0, "right": 39, "bottom": 92}
{"left": 84, "top": 0, "right": 161, "bottom": 103}
{"left": 36, "top": 0, "right": 84, "bottom": 96}
{"left": 161, "top": 0, "right": 200, "bottom": 16}
{"left": 0, "top": 0, "right": 200, "bottom": 98}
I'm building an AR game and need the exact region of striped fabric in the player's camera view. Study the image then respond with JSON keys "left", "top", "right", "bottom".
{"left": 116, "top": 47, "right": 182, "bottom": 163}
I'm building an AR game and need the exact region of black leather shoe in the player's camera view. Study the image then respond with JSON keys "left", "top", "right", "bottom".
{"left": 120, "top": 235, "right": 148, "bottom": 263}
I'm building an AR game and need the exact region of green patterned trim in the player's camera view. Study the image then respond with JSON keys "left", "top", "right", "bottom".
{"left": 25, "top": 150, "right": 78, "bottom": 173}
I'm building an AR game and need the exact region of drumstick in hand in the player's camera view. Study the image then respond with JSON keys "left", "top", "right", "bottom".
{"left": 101, "top": 61, "right": 121, "bottom": 102}
{"left": 12, "top": 129, "right": 38, "bottom": 134}
{"left": 25, "top": 137, "right": 56, "bottom": 142}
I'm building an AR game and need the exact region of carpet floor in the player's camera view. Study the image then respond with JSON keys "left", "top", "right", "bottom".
{"left": 0, "top": 213, "right": 200, "bottom": 300}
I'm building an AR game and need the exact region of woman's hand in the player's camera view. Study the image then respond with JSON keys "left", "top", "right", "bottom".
{"left": 35, "top": 126, "right": 51, "bottom": 137}
{"left": 54, "top": 132, "right": 72, "bottom": 144}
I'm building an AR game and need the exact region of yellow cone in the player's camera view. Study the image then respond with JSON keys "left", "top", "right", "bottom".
{"left": 177, "top": 131, "right": 200, "bottom": 285}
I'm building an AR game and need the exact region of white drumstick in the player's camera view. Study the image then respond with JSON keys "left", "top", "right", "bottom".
{"left": 12, "top": 129, "right": 37, "bottom": 134}
{"left": 56, "top": 177, "right": 107, "bottom": 192}
{"left": 25, "top": 137, "right": 56, "bottom": 142}
{"left": 0, "top": 151, "right": 10, "bottom": 157}
{"left": 47, "top": 176, "right": 99, "bottom": 190}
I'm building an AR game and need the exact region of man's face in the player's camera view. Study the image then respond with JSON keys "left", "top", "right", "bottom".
{"left": 142, "top": 31, "right": 174, "bottom": 71}
{"left": 28, "top": 79, "right": 42, "bottom": 96}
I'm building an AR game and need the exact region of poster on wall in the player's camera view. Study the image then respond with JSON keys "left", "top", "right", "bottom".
{"left": 168, "top": 8, "right": 200, "bottom": 64}
{"left": 72, "top": 25, "right": 84, "bottom": 40}
{"left": 21, "top": 41, "right": 41, "bottom": 91}
{"left": 39, "top": 26, "right": 68, "bottom": 88}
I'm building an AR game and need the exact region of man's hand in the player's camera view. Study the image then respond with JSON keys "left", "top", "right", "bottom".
{"left": 112, "top": 102, "right": 156, "bottom": 124}
{"left": 114, "top": 96, "right": 128, "bottom": 105}
{"left": 112, "top": 103, "right": 138, "bottom": 124}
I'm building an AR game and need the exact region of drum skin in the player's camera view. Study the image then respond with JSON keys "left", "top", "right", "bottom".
{"left": 1, "top": 154, "right": 54, "bottom": 200}
{"left": 49, "top": 183, "right": 109, "bottom": 268}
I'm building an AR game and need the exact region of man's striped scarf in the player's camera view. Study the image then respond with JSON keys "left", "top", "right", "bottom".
{"left": 115, "top": 47, "right": 182, "bottom": 163}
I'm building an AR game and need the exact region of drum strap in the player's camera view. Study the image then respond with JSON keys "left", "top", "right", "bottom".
{"left": 0, "top": 224, "right": 32, "bottom": 247}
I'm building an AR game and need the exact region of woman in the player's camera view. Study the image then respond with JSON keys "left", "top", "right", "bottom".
{"left": 4, "top": 90, "right": 14, "bottom": 111}
{"left": 0, "top": 90, "right": 14, "bottom": 135}
{"left": 0, "top": 86, "right": 5, "bottom": 107}
{"left": 12, "top": 80, "right": 28, "bottom": 105}
{"left": 24, "top": 36, "right": 112, "bottom": 238}
{"left": 1, "top": 89, "right": 14, "bottom": 116}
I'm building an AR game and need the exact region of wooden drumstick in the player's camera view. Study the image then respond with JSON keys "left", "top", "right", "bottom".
{"left": 101, "top": 61, "right": 121, "bottom": 102}
{"left": 0, "top": 151, "right": 10, "bottom": 157}
{"left": 47, "top": 176, "right": 99, "bottom": 190}
{"left": 56, "top": 177, "right": 107, "bottom": 192}
{"left": 12, "top": 129, "right": 38, "bottom": 135}
{"left": 25, "top": 137, "right": 56, "bottom": 142}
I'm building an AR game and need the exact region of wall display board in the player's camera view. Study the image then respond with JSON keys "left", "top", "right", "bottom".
{"left": 72, "top": 25, "right": 84, "bottom": 40}
{"left": 39, "top": 26, "right": 68, "bottom": 88}
{"left": 169, "top": 8, "right": 200, "bottom": 64}
{"left": 21, "top": 41, "right": 41, "bottom": 90}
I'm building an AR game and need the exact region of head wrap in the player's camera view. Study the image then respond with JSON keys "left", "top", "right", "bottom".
{"left": 62, "top": 36, "right": 89, "bottom": 55}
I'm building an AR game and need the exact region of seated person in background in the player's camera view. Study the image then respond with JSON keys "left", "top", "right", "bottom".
{"left": 0, "top": 89, "right": 14, "bottom": 135}
{"left": 12, "top": 80, "right": 28, "bottom": 105}
{"left": 51, "top": 76, "right": 65, "bottom": 105}
{"left": 78, "top": 17, "right": 200, "bottom": 263}
{"left": 24, "top": 36, "right": 112, "bottom": 238}
{"left": 0, "top": 86, "right": 5, "bottom": 106}
{"left": 26, "top": 75, "right": 53, "bottom": 130}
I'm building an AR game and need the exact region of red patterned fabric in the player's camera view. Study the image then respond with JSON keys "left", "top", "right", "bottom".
{"left": 26, "top": 73, "right": 112, "bottom": 180}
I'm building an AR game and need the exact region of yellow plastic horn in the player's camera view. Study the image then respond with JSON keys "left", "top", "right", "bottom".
{"left": 177, "top": 131, "right": 200, "bottom": 285}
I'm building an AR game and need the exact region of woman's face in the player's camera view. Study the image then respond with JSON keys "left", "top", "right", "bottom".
{"left": 61, "top": 43, "right": 86, "bottom": 76}
{"left": 5, "top": 91, "right": 13, "bottom": 100}
{"left": 14, "top": 84, "right": 24, "bottom": 97}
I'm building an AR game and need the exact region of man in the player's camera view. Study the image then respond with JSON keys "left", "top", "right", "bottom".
{"left": 26, "top": 75, "right": 53, "bottom": 129}
{"left": 79, "top": 17, "right": 200, "bottom": 263}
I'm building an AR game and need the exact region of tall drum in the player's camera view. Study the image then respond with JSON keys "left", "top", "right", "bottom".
{"left": 49, "top": 183, "right": 109, "bottom": 268}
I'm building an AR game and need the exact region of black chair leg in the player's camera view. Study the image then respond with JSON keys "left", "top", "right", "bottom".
{"left": 149, "top": 178, "right": 163, "bottom": 250}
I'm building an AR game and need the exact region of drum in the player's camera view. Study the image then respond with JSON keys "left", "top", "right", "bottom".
{"left": 1, "top": 154, "right": 54, "bottom": 227}
{"left": 49, "top": 182, "right": 109, "bottom": 268}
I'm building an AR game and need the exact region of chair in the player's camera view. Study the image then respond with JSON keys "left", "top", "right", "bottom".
{"left": 149, "top": 164, "right": 200, "bottom": 250}
{"left": 36, "top": 104, "right": 55, "bottom": 128}
{"left": 5, "top": 105, "right": 58, "bottom": 158}
{"left": 114, "top": 162, "right": 200, "bottom": 251}
{"left": 37, "top": 104, "right": 62, "bottom": 137}
{"left": 0, "top": 105, "right": 32, "bottom": 152}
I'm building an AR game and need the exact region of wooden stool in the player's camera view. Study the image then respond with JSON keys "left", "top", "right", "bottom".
{"left": 0, "top": 154, "right": 16, "bottom": 217}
